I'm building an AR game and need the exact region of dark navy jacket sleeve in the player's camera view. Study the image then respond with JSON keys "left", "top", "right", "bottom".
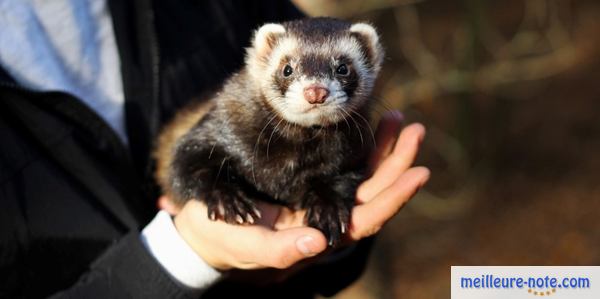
{"left": 0, "top": 1, "right": 373, "bottom": 298}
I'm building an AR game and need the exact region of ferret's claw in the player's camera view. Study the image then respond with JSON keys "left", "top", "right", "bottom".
{"left": 203, "top": 188, "right": 260, "bottom": 225}
{"left": 305, "top": 199, "right": 351, "bottom": 247}
{"left": 246, "top": 213, "right": 255, "bottom": 224}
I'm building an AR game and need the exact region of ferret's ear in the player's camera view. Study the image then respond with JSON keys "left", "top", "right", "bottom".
{"left": 350, "top": 23, "right": 384, "bottom": 71}
{"left": 253, "top": 23, "right": 286, "bottom": 58}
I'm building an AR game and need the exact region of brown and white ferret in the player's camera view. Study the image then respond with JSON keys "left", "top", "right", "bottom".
{"left": 154, "top": 18, "right": 384, "bottom": 245}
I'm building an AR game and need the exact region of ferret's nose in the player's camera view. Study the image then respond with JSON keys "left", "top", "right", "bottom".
{"left": 303, "top": 85, "right": 329, "bottom": 104}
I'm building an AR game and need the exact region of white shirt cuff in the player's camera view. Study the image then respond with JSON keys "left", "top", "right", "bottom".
{"left": 140, "top": 210, "right": 222, "bottom": 289}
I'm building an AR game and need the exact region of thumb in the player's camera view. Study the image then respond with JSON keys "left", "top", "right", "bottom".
{"left": 253, "top": 227, "right": 327, "bottom": 269}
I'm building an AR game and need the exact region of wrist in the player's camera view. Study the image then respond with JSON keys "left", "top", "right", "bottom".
{"left": 141, "top": 210, "right": 223, "bottom": 289}
{"left": 173, "top": 207, "right": 232, "bottom": 271}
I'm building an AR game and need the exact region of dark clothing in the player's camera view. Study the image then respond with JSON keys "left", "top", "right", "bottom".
{"left": 0, "top": 0, "right": 371, "bottom": 298}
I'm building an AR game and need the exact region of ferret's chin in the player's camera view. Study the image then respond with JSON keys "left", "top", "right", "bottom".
{"left": 278, "top": 105, "right": 345, "bottom": 127}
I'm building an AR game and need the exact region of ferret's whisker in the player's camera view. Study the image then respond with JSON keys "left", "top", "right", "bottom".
{"left": 267, "top": 118, "right": 285, "bottom": 160}
{"left": 208, "top": 142, "right": 217, "bottom": 160}
{"left": 337, "top": 107, "right": 352, "bottom": 131}
{"left": 252, "top": 113, "right": 277, "bottom": 185}
{"left": 226, "top": 160, "right": 231, "bottom": 183}
{"left": 340, "top": 107, "right": 364, "bottom": 147}
{"left": 374, "top": 96, "right": 396, "bottom": 112}
{"left": 213, "top": 157, "right": 229, "bottom": 188}
{"left": 372, "top": 97, "right": 398, "bottom": 116}
{"left": 350, "top": 110, "right": 377, "bottom": 148}
{"left": 334, "top": 113, "right": 339, "bottom": 134}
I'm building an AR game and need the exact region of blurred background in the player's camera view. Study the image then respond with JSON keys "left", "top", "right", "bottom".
{"left": 292, "top": 0, "right": 600, "bottom": 298}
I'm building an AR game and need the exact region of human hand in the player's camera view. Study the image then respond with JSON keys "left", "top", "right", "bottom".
{"left": 165, "top": 110, "right": 429, "bottom": 271}
{"left": 350, "top": 111, "right": 430, "bottom": 241}
{"left": 172, "top": 199, "right": 327, "bottom": 270}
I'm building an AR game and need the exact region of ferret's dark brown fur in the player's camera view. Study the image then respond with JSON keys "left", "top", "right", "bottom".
{"left": 154, "top": 18, "right": 384, "bottom": 244}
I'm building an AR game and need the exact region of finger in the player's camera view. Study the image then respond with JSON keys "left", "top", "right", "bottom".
{"left": 175, "top": 200, "right": 327, "bottom": 270}
{"left": 272, "top": 206, "right": 307, "bottom": 230}
{"left": 367, "top": 110, "right": 404, "bottom": 175}
{"left": 357, "top": 123, "right": 426, "bottom": 203}
{"left": 245, "top": 227, "right": 328, "bottom": 269}
{"left": 250, "top": 201, "right": 308, "bottom": 230}
{"left": 254, "top": 201, "right": 282, "bottom": 227}
{"left": 350, "top": 166, "right": 430, "bottom": 240}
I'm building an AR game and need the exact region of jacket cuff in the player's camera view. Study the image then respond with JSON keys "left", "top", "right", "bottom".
{"left": 141, "top": 211, "right": 222, "bottom": 289}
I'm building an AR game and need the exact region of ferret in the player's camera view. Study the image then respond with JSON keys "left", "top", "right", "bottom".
{"left": 154, "top": 17, "right": 384, "bottom": 245}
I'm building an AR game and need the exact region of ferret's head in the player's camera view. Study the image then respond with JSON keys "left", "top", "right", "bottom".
{"left": 246, "top": 18, "right": 384, "bottom": 127}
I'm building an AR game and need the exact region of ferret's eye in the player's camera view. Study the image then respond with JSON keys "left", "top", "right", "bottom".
{"left": 283, "top": 64, "right": 294, "bottom": 77}
{"left": 336, "top": 64, "right": 349, "bottom": 76}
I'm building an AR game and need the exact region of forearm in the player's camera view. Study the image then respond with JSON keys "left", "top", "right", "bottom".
{"left": 48, "top": 233, "right": 196, "bottom": 299}
{"left": 49, "top": 212, "right": 222, "bottom": 299}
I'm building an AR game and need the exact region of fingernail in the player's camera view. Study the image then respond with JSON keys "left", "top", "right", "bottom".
{"left": 419, "top": 169, "right": 431, "bottom": 187}
{"left": 296, "top": 235, "right": 317, "bottom": 257}
{"left": 418, "top": 131, "right": 426, "bottom": 144}
{"left": 417, "top": 124, "right": 426, "bottom": 143}
{"left": 253, "top": 207, "right": 262, "bottom": 218}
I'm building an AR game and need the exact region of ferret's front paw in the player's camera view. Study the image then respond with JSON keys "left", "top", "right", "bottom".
{"left": 305, "top": 198, "right": 352, "bottom": 246}
{"left": 203, "top": 188, "right": 261, "bottom": 224}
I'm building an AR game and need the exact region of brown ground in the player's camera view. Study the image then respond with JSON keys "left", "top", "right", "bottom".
{"left": 335, "top": 49, "right": 600, "bottom": 299}
{"left": 318, "top": 1, "right": 600, "bottom": 298}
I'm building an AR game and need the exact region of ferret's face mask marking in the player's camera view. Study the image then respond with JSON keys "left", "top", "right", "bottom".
{"left": 247, "top": 21, "right": 384, "bottom": 127}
